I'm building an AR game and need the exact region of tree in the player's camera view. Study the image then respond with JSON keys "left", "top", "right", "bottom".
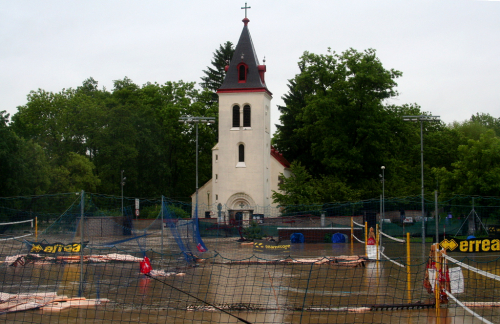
{"left": 10, "top": 77, "right": 218, "bottom": 199}
{"left": 272, "top": 162, "right": 361, "bottom": 205}
{"left": 0, "top": 111, "right": 51, "bottom": 196}
{"left": 274, "top": 48, "right": 410, "bottom": 199}
{"left": 200, "top": 41, "right": 234, "bottom": 93}
{"left": 470, "top": 113, "right": 500, "bottom": 136}
{"left": 434, "top": 130, "right": 500, "bottom": 196}
{"left": 49, "top": 152, "right": 101, "bottom": 193}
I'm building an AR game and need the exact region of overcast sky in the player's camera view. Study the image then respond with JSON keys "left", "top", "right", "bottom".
{"left": 2, "top": 0, "right": 499, "bottom": 134}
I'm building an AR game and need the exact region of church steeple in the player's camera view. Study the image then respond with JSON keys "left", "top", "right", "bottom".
{"left": 218, "top": 17, "right": 271, "bottom": 95}
{"left": 193, "top": 6, "right": 287, "bottom": 220}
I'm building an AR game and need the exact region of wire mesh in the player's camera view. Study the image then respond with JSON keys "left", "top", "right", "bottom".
{"left": 0, "top": 193, "right": 500, "bottom": 323}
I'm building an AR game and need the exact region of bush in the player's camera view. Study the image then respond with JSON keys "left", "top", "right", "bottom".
{"left": 141, "top": 205, "right": 190, "bottom": 219}
{"left": 168, "top": 206, "right": 190, "bottom": 219}
{"left": 243, "top": 221, "right": 263, "bottom": 241}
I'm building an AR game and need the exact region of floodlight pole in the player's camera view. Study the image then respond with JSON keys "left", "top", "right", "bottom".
{"left": 179, "top": 116, "right": 216, "bottom": 219}
{"left": 403, "top": 115, "right": 440, "bottom": 246}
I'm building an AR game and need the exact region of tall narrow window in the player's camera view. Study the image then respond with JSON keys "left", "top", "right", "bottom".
{"left": 243, "top": 105, "right": 251, "bottom": 127}
{"left": 232, "top": 105, "right": 240, "bottom": 127}
{"left": 238, "top": 144, "right": 245, "bottom": 162}
{"left": 239, "top": 65, "right": 246, "bottom": 81}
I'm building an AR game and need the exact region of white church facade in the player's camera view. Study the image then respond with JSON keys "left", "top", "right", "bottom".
{"left": 193, "top": 16, "right": 291, "bottom": 223}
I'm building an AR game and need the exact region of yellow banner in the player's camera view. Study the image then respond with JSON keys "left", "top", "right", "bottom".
{"left": 440, "top": 238, "right": 500, "bottom": 253}
{"left": 29, "top": 242, "right": 87, "bottom": 254}
{"left": 253, "top": 240, "right": 290, "bottom": 252}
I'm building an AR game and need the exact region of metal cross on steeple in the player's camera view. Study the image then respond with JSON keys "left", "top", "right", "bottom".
{"left": 241, "top": 2, "right": 251, "bottom": 18}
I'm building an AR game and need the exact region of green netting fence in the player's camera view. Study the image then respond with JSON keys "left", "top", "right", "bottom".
{"left": 1, "top": 193, "right": 500, "bottom": 323}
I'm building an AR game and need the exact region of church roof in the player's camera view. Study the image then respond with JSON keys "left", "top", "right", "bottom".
{"left": 218, "top": 18, "right": 271, "bottom": 95}
{"left": 271, "top": 146, "right": 291, "bottom": 168}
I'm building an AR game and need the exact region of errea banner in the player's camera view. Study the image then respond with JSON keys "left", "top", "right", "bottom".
{"left": 28, "top": 242, "right": 87, "bottom": 254}
{"left": 440, "top": 238, "right": 500, "bottom": 253}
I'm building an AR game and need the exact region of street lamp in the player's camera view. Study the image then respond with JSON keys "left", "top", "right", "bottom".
{"left": 121, "top": 170, "right": 126, "bottom": 217}
{"left": 380, "top": 166, "right": 385, "bottom": 245}
{"left": 179, "top": 116, "right": 216, "bottom": 219}
{"left": 403, "top": 115, "right": 440, "bottom": 245}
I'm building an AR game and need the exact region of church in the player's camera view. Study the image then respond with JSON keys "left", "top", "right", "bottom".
{"left": 193, "top": 15, "right": 291, "bottom": 223}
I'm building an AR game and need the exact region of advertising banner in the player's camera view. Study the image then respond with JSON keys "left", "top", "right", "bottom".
{"left": 28, "top": 241, "right": 88, "bottom": 254}
{"left": 253, "top": 240, "right": 290, "bottom": 253}
{"left": 440, "top": 238, "right": 500, "bottom": 253}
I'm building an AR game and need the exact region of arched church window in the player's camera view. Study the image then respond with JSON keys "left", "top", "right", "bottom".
{"left": 232, "top": 105, "right": 240, "bottom": 127}
{"left": 237, "top": 63, "right": 248, "bottom": 83}
{"left": 238, "top": 144, "right": 245, "bottom": 162}
{"left": 238, "top": 64, "right": 247, "bottom": 82}
{"left": 243, "top": 105, "right": 251, "bottom": 127}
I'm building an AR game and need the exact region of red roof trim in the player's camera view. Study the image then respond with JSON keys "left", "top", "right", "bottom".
{"left": 271, "top": 146, "right": 291, "bottom": 168}
{"left": 217, "top": 88, "right": 273, "bottom": 96}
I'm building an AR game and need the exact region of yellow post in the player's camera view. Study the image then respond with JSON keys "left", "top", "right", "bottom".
{"left": 435, "top": 245, "right": 441, "bottom": 319}
{"left": 407, "top": 232, "right": 411, "bottom": 303}
{"left": 35, "top": 217, "right": 38, "bottom": 242}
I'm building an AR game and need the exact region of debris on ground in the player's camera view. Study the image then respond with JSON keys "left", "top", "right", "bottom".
{"left": 0, "top": 291, "right": 108, "bottom": 313}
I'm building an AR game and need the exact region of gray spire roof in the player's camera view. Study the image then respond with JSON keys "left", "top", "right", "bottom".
{"left": 218, "top": 18, "right": 270, "bottom": 93}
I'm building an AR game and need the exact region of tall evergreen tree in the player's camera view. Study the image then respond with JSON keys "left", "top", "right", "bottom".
{"left": 200, "top": 41, "right": 234, "bottom": 93}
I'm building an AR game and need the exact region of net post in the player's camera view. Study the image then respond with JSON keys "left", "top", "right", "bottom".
{"left": 35, "top": 217, "right": 37, "bottom": 241}
{"left": 435, "top": 243, "right": 441, "bottom": 315}
{"left": 376, "top": 224, "right": 379, "bottom": 263}
{"left": 350, "top": 217, "right": 353, "bottom": 251}
{"left": 407, "top": 231, "right": 411, "bottom": 303}
{"left": 435, "top": 190, "right": 439, "bottom": 244}
{"left": 365, "top": 221, "right": 368, "bottom": 257}
{"left": 161, "top": 196, "right": 164, "bottom": 262}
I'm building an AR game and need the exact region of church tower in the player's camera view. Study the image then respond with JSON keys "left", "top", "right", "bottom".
{"left": 213, "top": 16, "right": 272, "bottom": 220}
{"left": 195, "top": 14, "right": 290, "bottom": 222}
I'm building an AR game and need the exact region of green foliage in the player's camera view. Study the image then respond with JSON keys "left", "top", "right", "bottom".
{"left": 5, "top": 45, "right": 500, "bottom": 204}
{"left": 434, "top": 130, "right": 500, "bottom": 196}
{"left": 9, "top": 78, "right": 218, "bottom": 198}
{"left": 168, "top": 206, "right": 190, "bottom": 219}
{"left": 49, "top": 152, "right": 100, "bottom": 193}
{"left": 275, "top": 48, "right": 402, "bottom": 177}
{"left": 243, "top": 221, "right": 263, "bottom": 241}
{"left": 0, "top": 111, "right": 51, "bottom": 196}
{"left": 200, "top": 41, "right": 235, "bottom": 93}
{"left": 273, "top": 49, "right": 430, "bottom": 201}
{"left": 272, "top": 48, "right": 500, "bottom": 203}
{"left": 141, "top": 204, "right": 162, "bottom": 219}
{"left": 272, "top": 162, "right": 361, "bottom": 205}
{"left": 469, "top": 113, "right": 500, "bottom": 136}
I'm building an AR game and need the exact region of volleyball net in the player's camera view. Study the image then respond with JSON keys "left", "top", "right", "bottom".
{"left": 0, "top": 193, "right": 500, "bottom": 323}
{"left": 438, "top": 250, "right": 500, "bottom": 324}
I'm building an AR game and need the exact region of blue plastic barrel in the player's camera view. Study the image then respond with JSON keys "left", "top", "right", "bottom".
{"left": 290, "top": 233, "right": 305, "bottom": 243}
{"left": 332, "top": 233, "right": 346, "bottom": 243}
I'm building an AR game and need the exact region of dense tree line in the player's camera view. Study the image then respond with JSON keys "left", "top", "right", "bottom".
{"left": 1, "top": 78, "right": 217, "bottom": 199}
{"left": 273, "top": 48, "right": 500, "bottom": 205}
{"left": 2, "top": 44, "right": 500, "bottom": 204}
{"left": 0, "top": 42, "right": 232, "bottom": 199}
